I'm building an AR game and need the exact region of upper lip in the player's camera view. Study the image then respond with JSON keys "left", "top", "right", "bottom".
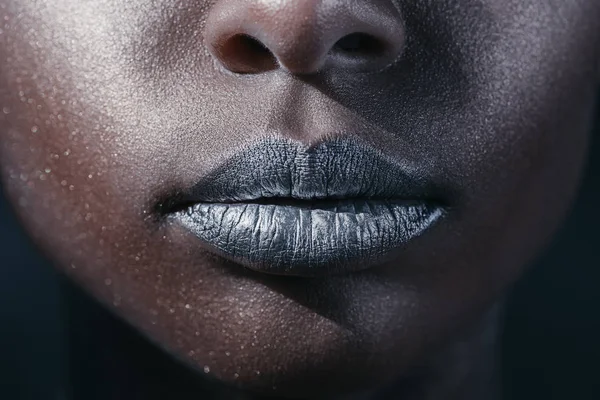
{"left": 166, "top": 136, "right": 443, "bottom": 208}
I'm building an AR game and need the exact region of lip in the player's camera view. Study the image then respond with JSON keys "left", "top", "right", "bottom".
{"left": 167, "top": 137, "right": 445, "bottom": 276}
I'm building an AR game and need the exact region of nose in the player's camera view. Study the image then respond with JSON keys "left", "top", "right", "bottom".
{"left": 205, "top": 0, "right": 405, "bottom": 75}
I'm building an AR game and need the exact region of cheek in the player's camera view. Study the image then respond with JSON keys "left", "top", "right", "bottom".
{"left": 438, "top": 66, "right": 596, "bottom": 295}
{"left": 0, "top": 47, "right": 158, "bottom": 308}
{"left": 405, "top": 5, "right": 600, "bottom": 303}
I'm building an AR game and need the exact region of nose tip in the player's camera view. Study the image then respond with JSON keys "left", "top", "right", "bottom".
{"left": 205, "top": 0, "right": 405, "bottom": 75}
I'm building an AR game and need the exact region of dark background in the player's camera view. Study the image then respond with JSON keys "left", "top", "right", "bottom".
{"left": 1, "top": 105, "right": 599, "bottom": 399}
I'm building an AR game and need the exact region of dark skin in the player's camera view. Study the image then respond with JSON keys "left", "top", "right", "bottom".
{"left": 1, "top": 1, "right": 599, "bottom": 399}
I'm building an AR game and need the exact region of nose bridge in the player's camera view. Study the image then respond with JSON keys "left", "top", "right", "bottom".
{"left": 205, "top": 0, "right": 405, "bottom": 75}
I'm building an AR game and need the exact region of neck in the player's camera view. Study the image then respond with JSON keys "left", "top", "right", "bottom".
{"left": 63, "top": 280, "right": 503, "bottom": 400}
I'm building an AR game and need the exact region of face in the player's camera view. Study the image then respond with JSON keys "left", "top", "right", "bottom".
{"left": 1, "top": 0, "right": 599, "bottom": 396}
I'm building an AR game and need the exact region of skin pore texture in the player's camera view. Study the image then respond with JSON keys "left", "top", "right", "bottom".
{"left": 0, "top": 0, "right": 599, "bottom": 398}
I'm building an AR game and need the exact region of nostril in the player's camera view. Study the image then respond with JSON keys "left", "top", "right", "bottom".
{"left": 234, "top": 34, "right": 271, "bottom": 56}
{"left": 217, "top": 34, "right": 277, "bottom": 74}
{"left": 333, "top": 33, "right": 387, "bottom": 57}
{"left": 206, "top": 0, "right": 405, "bottom": 74}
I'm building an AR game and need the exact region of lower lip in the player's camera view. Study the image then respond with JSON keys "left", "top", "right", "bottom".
{"left": 171, "top": 199, "right": 443, "bottom": 276}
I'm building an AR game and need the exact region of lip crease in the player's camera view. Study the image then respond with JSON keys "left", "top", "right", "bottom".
{"left": 167, "top": 136, "right": 446, "bottom": 276}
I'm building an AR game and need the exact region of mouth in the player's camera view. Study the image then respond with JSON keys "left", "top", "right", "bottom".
{"left": 166, "top": 137, "right": 446, "bottom": 276}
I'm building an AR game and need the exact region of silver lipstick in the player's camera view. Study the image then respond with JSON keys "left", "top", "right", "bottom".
{"left": 169, "top": 137, "right": 445, "bottom": 276}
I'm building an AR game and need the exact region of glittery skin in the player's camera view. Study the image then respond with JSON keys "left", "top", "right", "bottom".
{"left": 0, "top": 0, "right": 599, "bottom": 398}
